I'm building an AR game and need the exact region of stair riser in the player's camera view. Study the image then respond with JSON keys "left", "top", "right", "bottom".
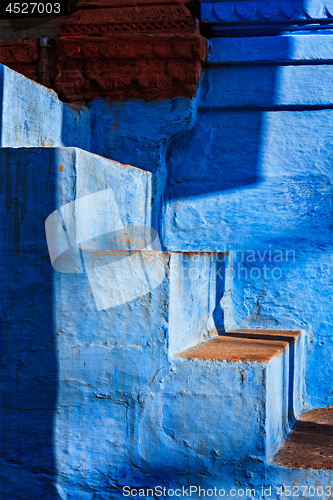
{"left": 1, "top": 148, "right": 227, "bottom": 496}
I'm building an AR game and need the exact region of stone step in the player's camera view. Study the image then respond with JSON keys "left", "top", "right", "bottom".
{"left": 273, "top": 408, "right": 333, "bottom": 470}
{"left": 0, "top": 64, "right": 89, "bottom": 149}
{"left": 180, "top": 329, "right": 300, "bottom": 363}
{"left": 167, "top": 329, "right": 304, "bottom": 462}
{"left": 0, "top": 147, "right": 152, "bottom": 250}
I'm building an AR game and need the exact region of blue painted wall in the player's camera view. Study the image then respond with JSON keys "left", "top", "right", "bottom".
{"left": 1, "top": 4, "right": 333, "bottom": 497}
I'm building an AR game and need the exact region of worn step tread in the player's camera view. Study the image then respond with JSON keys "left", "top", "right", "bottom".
{"left": 273, "top": 408, "right": 333, "bottom": 470}
{"left": 179, "top": 329, "right": 300, "bottom": 363}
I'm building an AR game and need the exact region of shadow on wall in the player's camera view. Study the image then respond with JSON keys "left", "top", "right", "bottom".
{"left": 166, "top": 110, "right": 263, "bottom": 198}
{"left": 0, "top": 150, "right": 59, "bottom": 499}
{"left": 165, "top": 37, "right": 292, "bottom": 199}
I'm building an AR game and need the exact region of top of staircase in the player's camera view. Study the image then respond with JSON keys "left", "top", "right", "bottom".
{"left": 179, "top": 329, "right": 300, "bottom": 363}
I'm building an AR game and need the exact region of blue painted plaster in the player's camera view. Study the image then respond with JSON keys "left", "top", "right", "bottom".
{"left": 1, "top": 16, "right": 333, "bottom": 499}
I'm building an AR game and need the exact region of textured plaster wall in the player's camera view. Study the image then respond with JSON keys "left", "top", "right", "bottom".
{"left": 1, "top": 27, "right": 333, "bottom": 500}
{"left": 162, "top": 35, "right": 333, "bottom": 409}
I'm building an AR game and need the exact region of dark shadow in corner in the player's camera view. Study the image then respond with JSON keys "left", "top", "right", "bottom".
{"left": 212, "top": 254, "right": 226, "bottom": 334}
